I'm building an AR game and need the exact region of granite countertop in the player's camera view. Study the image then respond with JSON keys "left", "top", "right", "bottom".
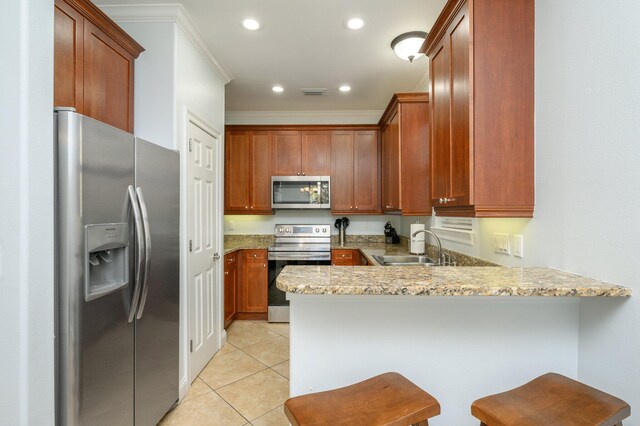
{"left": 276, "top": 266, "right": 631, "bottom": 297}
{"left": 224, "top": 235, "right": 273, "bottom": 255}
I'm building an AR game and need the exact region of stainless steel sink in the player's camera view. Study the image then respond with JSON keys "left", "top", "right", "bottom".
{"left": 371, "top": 255, "right": 438, "bottom": 266}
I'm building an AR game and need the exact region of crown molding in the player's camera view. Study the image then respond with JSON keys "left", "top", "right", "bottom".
{"left": 225, "top": 110, "right": 385, "bottom": 125}
{"left": 98, "top": 3, "right": 232, "bottom": 84}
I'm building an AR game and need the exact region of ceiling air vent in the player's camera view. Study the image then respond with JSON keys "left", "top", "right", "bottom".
{"left": 301, "top": 88, "right": 327, "bottom": 96}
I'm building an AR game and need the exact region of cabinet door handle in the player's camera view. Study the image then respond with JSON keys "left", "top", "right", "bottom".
{"left": 350, "top": 206, "right": 353, "bottom": 210}
{"left": 245, "top": 205, "right": 249, "bottom": 209}
{"left": 297, "top": 172, "right": 301, "bottom": 176}
{"left": 355, "top": 206, "right": 359, "bottom": 210}
{"left": 263, "top": 264, "right": 266, "bottom": 267}
{"left": 250, "top": 206, "right": 254, "bottom": 210}
{"left": 302, "top": 172, "right": 306, "bottom": 176}
{"left": 224, "top": 271, "right": 229, "bottom": 275}
{"left": 253, "top": 254, "right": 257, "bottom": 258}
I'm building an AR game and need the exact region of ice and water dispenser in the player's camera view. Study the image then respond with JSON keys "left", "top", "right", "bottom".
{"left": 85, "top": 223, "right": 129, "bottom": 301}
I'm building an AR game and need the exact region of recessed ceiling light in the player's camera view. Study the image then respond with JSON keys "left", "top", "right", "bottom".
{"left": 272, "top": 85, "right": 284, "bottom": 93}
{"left": 242, "top": 19, "right": 260, "bottom": 31}
{"left": 346, "top": 18, "right": 364, "bottom": 30}
{"left": 339, "top": 85, "right": 351, "bottom": 92}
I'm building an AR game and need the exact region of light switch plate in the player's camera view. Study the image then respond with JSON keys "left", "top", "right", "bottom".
{"left": 493, "top": 233, "right": 511, "bottom": 255}
{"left": 513, "top": 234, "right": 524, "bottom": 258}
{"left": 228, "top": 220, "right": 236, "bottom": 231}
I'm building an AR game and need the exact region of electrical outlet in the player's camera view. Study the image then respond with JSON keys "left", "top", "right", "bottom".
{"left": 513, "top": 234, "right": 524, "bottom": 258}
{"left": 228, "top": 220, "right": 236, "bottom": 231}
{"left": 492, "top": 233, "right": 511, "bottom": 255}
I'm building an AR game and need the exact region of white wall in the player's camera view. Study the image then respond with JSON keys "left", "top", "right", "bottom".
{"left": 225, "top": 212, "right": 401, "bottom": 236}
{"left": 0, "top": 0, "right": 55, "bottom": 424}
{"left": 225, "top": 110, "right": 383, "bottom": 125}
{"left": 536, "top": 0, "right": 640, "bottom": 416}
{"left": 118, "top": 21, "right": 176, "bottom": 150}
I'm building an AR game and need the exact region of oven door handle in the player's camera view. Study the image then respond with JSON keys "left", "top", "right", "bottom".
{"left": 268, "top": 252, "right": 331, "bottom": 261}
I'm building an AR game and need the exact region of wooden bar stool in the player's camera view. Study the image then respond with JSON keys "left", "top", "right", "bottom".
{"left": 284, "top": 372, "right": 440, "bottom": 426}
{"left": 471, "top": 373, "right": 631, "bottom": 426}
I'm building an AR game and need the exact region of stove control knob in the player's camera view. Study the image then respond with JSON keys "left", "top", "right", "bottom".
{"left": 315, "top": 228, "right": 319, "bottom": 233}
{"left": 322, "top": 228, "right": 327, "bottom": 233}
{"left": 278, "top": 227, "right": 283, "bottom": 233}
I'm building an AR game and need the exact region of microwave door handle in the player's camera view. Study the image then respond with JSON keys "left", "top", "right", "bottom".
{"left": 135, "top": 187, "right": 152, "bottom": 320}
{"left": 127, "top": 185, "right": 145, "bottom": 323}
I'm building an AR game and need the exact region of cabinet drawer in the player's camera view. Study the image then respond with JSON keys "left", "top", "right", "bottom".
{"left": 224, "top": 252, "right": 237, "bottom": 266}
{"left": 332, "top": 249, "right": 360, "bottom": 266}
{"left": 242, "top": 249, "right": 267, "bottom": 262}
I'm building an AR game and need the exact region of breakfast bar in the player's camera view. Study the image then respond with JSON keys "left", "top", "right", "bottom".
{"left": 278, "top": 265, "right": 630, "bottom": 425}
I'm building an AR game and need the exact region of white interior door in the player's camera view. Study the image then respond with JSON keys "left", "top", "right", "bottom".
{"left": 187, "top": 121, "right": 220, "bottom": 381}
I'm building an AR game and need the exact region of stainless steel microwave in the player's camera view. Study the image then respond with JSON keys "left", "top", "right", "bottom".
{"left": 271, "top": 176, "right": 331, "bottom": 209}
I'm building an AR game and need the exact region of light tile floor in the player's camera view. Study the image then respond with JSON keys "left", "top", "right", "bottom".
{"left": 160, "top": 320, "right": 291, "bottom": 426}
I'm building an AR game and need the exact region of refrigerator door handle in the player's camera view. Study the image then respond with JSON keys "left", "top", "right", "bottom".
{"left": 135, "top": 187, "right": 152, "bottom": 319}
{"left": 128, "top": 185, "right": 146, "bottom": 323}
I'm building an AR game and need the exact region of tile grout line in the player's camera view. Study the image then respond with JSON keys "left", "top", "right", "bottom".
{"left": 212, "top": 388, "right": 251, "bottom": 424}
{"left": 214, "top": 368, "right": 288, "bottom": 424}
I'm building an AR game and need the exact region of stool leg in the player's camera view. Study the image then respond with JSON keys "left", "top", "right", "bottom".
{"left": 480, "top": 423, "right": 488, "bottom": 426}
{"left": 411, "top": 421, "right": 428, "bottom": 426}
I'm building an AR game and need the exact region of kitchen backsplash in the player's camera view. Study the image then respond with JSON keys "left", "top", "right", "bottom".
{"left": 224, "top": 211, "right": 402, "bottom": 235}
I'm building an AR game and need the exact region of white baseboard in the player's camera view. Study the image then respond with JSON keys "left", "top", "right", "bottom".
{"left": 178, "top": 375, "right": 189, "bottom": 402}
{"left": 221, "top": 329, "right": 228, "bottom": 347}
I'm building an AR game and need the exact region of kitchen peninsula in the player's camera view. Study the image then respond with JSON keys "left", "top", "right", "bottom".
{"left": 278, "top": 265, "right": 630, "bottom": 425}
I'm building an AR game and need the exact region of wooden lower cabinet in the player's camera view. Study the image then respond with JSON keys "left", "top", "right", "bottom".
{"left": 223, "top": 253, "right": 238, "bottom": 328}
{"left": 238, "top": 250, "right": 268, "bottom": 318}
{"left": 332, "top": 249, "right": 368, "bottom": 266}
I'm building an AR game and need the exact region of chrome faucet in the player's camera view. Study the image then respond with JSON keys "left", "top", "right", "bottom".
{"left": 411, "top": 229, "right": 448, "bottom": 266}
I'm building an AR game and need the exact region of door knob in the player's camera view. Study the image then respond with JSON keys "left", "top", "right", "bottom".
{"left": 213, "top": 253, "right": 220, "bottom": 261}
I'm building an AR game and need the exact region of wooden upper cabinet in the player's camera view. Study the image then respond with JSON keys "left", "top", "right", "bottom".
{"left": 54, "top": 0, "right": 143, "bottom": 133}
{"left": 272, "top": 130, "right": 331, "bottom": 176}
{"left": 422, "top": 0, "right": 534, "bottom": 217}
{"left": 225, "top": 131, "right": 251, "bottom": 212}
{"left": 272, "top": 131, "right": 302, "bottom": 175}
{"left": 330, "top": 131, "right": 354, "bottom": 213}
{"left": 379, "top": 93, "right": 431, "bottom": 215}
{"left": 225, "top": 130, "right": 273, "bottom": 214}
{"left": 54, "top": 0, "right": 84, "bottom": 110}
{"left": 83, "top": 20, "right": 133, "bottom": 132}
{"left": 353, "top": 131, "right": 380, "bottom": 213}
{"left": 250, "top": 131, "right": 273, "bottom": 213}
{"left": 301, "top": 131, "right": 331, "bottom": 176}
{"left": 330, "top": 130, "right": 380, "bottom": 215}
{"left": 381, "top": 111, "right": 400, "bottom": 211}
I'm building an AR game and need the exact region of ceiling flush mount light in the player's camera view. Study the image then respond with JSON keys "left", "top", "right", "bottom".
{"left": 242, "top": 19, "right": 260, "bottom": 31}
{"left": 339, "top": 85, "right": 351, "bottom": 92}
{"left": 390, "top": 31, "right": 428, "bottom": 62}
{"left": 272, "top": 85, "right": 284, "bottom": 93}
{"left": 346, "top": 18, "right": 364, "bottom": 30}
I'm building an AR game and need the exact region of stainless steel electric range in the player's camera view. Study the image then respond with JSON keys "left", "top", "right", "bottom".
{"left": 267, "top": 224, "right": 331, "bottom": 322}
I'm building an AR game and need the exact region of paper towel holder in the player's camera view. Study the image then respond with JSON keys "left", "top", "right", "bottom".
{"left": 410, "top": 221, "right": 426, "bottom": 255}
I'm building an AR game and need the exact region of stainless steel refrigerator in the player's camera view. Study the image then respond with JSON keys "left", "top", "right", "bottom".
{"left": 55, "top": 110, "right": 179, "bottom": 425}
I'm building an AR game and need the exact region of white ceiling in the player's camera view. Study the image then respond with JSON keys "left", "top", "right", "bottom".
{"left": 98, "top": 0, "right": 448, "bottom": 112}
